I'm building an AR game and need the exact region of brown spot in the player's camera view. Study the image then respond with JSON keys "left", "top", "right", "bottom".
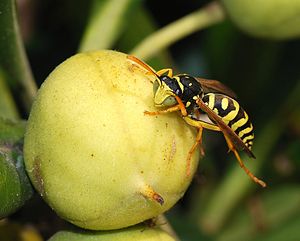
{"left": 153, "top": 193, "right": 164, "bottom": 205}
{"left": 91, "top": 153, "right": 94, "bottom": 157}
{"left": 168, "top": 137, "right": 176, "bottom": 164}
{"left": 33, "top": 156, "right": 45, "bottom": 196}
{"left": 140, "top": 184, "right": 164, "bottom": 206}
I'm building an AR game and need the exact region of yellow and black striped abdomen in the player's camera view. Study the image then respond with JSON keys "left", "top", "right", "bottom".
{"left": 202, "top": 93, "right": 254, "bottom": 149}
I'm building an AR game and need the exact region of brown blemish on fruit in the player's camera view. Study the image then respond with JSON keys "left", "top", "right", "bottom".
{"left": 168, "top": 136, "right": 176, "bottom": 164}
{"left": 33, "top": 156, "right": 45, "bottom": 196}
{"left": 140, "top": 184, "right": 164, "bottom": 205}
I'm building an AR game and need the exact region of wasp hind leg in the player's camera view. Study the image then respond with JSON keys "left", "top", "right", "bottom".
{"left": 223, "top": 135, "right": 267, "bottom": 188}
{"left": 186, "top": 125, "right": 204, "bottom": 177}
{"left": 183, "top": 117, "right": 222, "bottom": 177}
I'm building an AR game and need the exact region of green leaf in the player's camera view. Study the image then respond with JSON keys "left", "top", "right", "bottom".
{"left": 0, "top": 68, "right": 19, "bottom": 120}
{"left": 78, "top": 0, "right": 136, "bottom": 52}
{"left": 0, "top": 118, "right": 33, "bottom": 218}
{"left": 0, "top": 0, "right": 37, "bottom": 113}
{"left": 116, "top": 4, "right": 172, "bottom": 69}
{"left": 216, "top": 185, "right": 300, "bottom": 241}
{"left": 254, "top": 216, "right": 300, "bottom": 241}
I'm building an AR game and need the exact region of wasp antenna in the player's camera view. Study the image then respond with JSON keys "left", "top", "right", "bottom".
{"left": 127, "top": 55, "right": 159, "bottom": 78}
{"left": 140, "top": 184, "right": 164, "bottom": 205}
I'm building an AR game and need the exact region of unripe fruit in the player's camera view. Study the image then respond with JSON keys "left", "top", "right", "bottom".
{"left": 48, "top": 225, "right": 176, "bottom": 241}
{"left": 24, "top": 50, "right": 199, "bottom": 230}
{"left": 221, "top": 0, "right": 300, "bottom": 39}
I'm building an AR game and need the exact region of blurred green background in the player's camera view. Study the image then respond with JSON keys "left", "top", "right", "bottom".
{"left": 0, "top": 0, "right": 299, "bottom": 240}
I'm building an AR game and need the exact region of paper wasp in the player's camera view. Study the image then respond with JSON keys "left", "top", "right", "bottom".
{"left": 127, "top": 55, "right": 266, "bottom": 188}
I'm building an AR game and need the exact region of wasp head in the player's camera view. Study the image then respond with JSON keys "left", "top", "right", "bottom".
{"left": 153, "top": 75, "right": 181, "bottom": 107}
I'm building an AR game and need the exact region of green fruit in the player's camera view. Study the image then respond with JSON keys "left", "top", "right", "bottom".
{"left": 221, "top": 0, "right": 300, "bottom": 39}
{"left": 24, "top": 50, "right": 199, "bottom": 230}
{"left": 48, "top": 225, "right": 176, "bottom": 241}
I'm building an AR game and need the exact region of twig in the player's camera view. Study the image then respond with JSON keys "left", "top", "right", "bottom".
{"left": 130, "top": 1, "right": 225, "bottom": 61}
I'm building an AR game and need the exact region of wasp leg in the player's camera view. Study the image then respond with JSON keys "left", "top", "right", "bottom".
{"left": 186, "top": 125, "right": 203, "bottom": 177}
{"left": 223, "top": 135, "right": 267, "bottom": 188}
{"left": 140, "top": 184, "right": 164, "bottom": 205}
{"left": 144, "top": 104, "right": 181, "bottom": 116}
{"left": 183, "top": 117, "right": 221, "bottom": 176}
{"left": 174, "top": 95, "right": 187, "bottom": 116}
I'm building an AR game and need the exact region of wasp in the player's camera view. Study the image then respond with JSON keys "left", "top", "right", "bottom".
{"left": 127, "top": 55, "right": 266, "bottom": 188}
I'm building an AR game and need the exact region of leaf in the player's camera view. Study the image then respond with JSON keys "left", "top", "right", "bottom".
{"left": 216, "top": 185, "right": 300, "bottom": 241}
{"left": 0, "top": 0, "right": 37, "bottom": 113}
{"left": 0, "top": 68, "right": 19, "bottom": 120}
{"left": 0, "top": 118, "right": 33, "bottom": 218}
{"left": 78, "top": 0, "right": 136, "bottom": 52}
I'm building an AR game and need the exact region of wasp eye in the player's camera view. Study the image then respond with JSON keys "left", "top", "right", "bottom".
{"left": 162, "top": 96, "right": 176, "bottom": 106}
{"left": 153, "top": 79, "right": 160, "bottom": 94}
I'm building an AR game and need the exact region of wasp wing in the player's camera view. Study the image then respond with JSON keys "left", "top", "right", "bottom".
{"left": 196, "top": 78, "right": 237, "bottom": 99}
{"left": 196, "top": 98, "right": 255, "bottom": 158}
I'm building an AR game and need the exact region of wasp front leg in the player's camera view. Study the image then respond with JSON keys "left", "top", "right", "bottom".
{"left": 144, "top": 105, "right": 181, "bottom": 116}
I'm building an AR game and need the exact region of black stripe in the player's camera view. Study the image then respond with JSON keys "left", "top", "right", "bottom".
{"left": 245, "top": 138, "right": 254, "bottom": 149}
{"left": 241, "top": 131, "right": 254, "bottom": 143}
{"left": 213, "top": 95, "right": 236, "bottom": 118}
{"left": 234, "top": 118, "right": 253, "bottom": 139}
{"left": 228, "top": 106, "right": 246, "bottom": 128}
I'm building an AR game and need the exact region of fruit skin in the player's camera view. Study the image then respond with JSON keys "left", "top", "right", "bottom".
{"left": 48, "top": 225, "right": 176, "bottom": 241}
{"left": 24, "top": 50, "right": 199, "bottom": 230}
{"left": 221, "top": 0, "right": 300, "bottom": 39}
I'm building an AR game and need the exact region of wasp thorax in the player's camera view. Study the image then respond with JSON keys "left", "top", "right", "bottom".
{"left": 24, "top": 50, "right": 199, "bottom": 230}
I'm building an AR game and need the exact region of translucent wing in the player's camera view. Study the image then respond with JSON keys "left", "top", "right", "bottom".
{"left": 196, "top": 78, "right": 237, "bottom": 99}
{"left": 196, "top": 98, "right": 255, "bottom": 158}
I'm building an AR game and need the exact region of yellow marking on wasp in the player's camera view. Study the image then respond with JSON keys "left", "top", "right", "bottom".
{"left": 231, "top": 111, "right": 249, "bottom": 131}
{"left": 186, "top": 101, "right": 191, "bottom": 107}
{"left": 193, "top": 95, "right": 199, "bottom": 100}
{"left": 238, "top": 124, "right": 253, "bottom": 138}
{"left": 208, "top": 94, "right": 215, "bottom": 110}
{"left": 161, "top": 82, "right": 171, "bottom": 92}
{"left": 213, "top": 107, "right": 219, "bottom": 115}
{"left": 174, "top": 76, "right": 185, "bottom": 93}
{"left": 189, "top": 83, "right": 193, "bottom": 87}
{"left": 221, "top": 98, "right": 229, "bottom": 110}
{"left": 243, "top": 135, "right": 254, "bottom": 143}
{"left": 222, "top": 99, "right": 239, "bottom": 123}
